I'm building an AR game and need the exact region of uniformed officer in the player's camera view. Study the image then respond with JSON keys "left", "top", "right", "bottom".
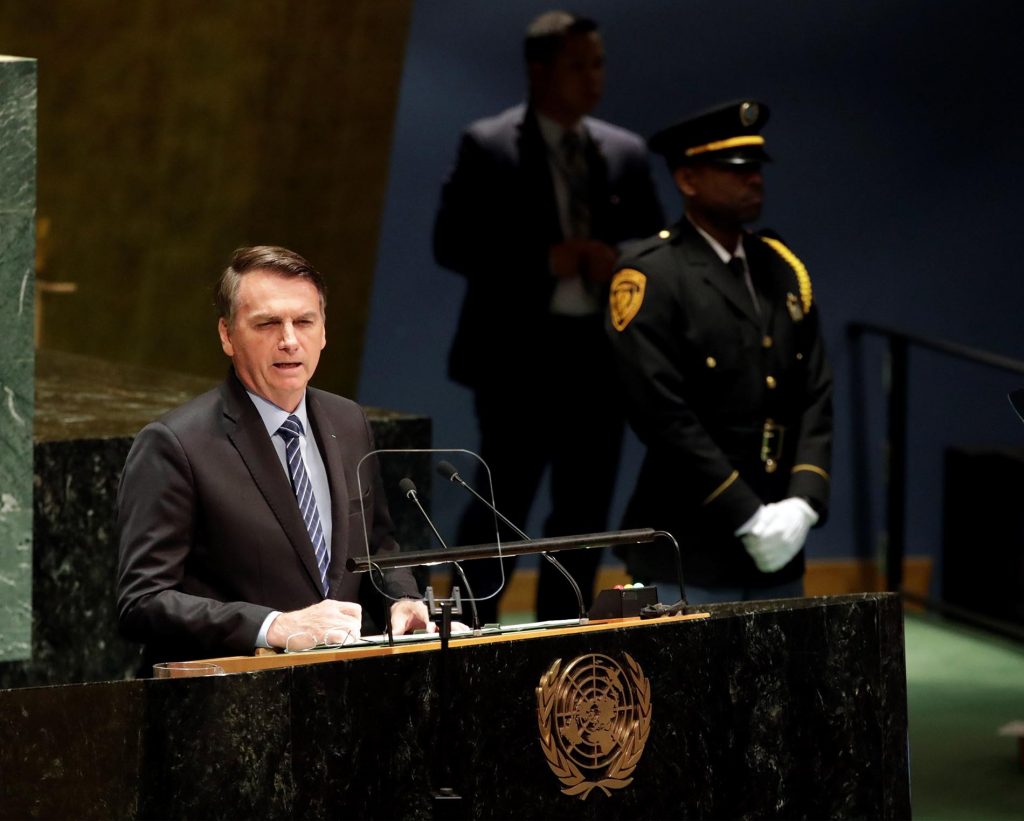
{"left": 606, "top": 100, "right": 833, "bottom": 605}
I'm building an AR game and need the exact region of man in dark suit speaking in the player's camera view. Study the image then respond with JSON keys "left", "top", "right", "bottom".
{"left": 434, "top": 10, "right": 664, "bottom": 622}
{"left": 116, "top": 246, "right": 428, "bottom": 665}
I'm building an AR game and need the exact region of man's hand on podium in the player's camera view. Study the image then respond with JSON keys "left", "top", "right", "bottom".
{"left": 267, "top": 600, "right": 363, "bottom": 648}
{"left": 390, "top": 598, "right": 431, "bottom": 635}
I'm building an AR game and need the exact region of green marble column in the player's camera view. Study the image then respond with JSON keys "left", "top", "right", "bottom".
{"left": 0, "top": 56, "right": 36, "bottom": 662}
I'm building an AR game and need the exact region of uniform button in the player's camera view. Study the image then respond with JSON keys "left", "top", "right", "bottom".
{"left": 796, "top": 352, "right": 804, "bottom": 361}
{"left": 658, "top": 229, "right": 671, "bottom": 239}
{"left": 762, "top": 335, "right": 773, "bottom": 349}
{"left": 766, "top": 375, "right": 777, "bottom": 389}
{"left": 706, "top": 356, "right": 717, "bottom": 368}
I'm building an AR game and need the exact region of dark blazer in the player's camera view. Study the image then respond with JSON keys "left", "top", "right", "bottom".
{"left": 116, "top": 371, "right": 418, "bottom": 662}
{"left": 434, "top": 104, "right": 664, "bottom": 388}
{"left": 607, "top": 220, "right": 833, "bottom": 587}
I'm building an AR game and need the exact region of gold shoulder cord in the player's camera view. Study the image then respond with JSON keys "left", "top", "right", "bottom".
{"left": 759, "top": 236, "right": 812, "bottom": 314}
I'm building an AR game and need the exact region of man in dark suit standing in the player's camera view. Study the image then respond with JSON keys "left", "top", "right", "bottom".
{"left": 117, "top": 246, "right": 428, "bottom": 665}
{"left": 434, "top": 11, "right": 664, "bottom": 622}
{"left": 607, "top": 101, "right": 833, "bottom": 605}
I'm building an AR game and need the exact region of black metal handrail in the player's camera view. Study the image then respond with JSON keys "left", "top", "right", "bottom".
{"left": 847, "top": 321, "right": 1024, "bottom": 642}
{"left": 849, "top": 321, "right": 1024, "bottom": 376}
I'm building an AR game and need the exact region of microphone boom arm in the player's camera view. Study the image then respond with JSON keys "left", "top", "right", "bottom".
{"left": 347, "top": 528, "right": 660, "bottom": 573}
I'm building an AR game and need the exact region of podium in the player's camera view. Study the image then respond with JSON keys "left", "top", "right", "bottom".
{"left": 0, "top": 593, "right": 910, "bottom": 819}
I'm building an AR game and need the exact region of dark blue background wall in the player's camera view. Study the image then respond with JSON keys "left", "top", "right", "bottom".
{"left": 359, "top": 0, "right": 1024, "bottom": 592}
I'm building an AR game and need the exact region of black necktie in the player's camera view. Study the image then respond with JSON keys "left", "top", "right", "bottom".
{"left": 561, "top": 131, "right": 591, "bottom": 239}
{"left": 728, "top": 255, "right": 760, "bottom": 316}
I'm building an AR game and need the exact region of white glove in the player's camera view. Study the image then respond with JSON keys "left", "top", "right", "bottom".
{"left": 737, "top": 498, "right": 819, "bottom": 574}
{"left": 735, "top": 504, "right": 770, "bottom": 537}
{"left": 735, "top": 505, "right": 784, "bottom": 572}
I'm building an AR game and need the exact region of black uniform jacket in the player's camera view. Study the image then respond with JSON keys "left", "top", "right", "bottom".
{"left": 434, "top": 103, "right": 664, "bottom": 388}
{"left": 607, "top": 219, "right": 833, "bottom": 587}
{"left": 116, "top": 371, "right": 419, "bottom": 663}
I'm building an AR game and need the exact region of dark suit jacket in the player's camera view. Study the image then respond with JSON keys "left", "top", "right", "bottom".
{"left": 607, "top": 220, "right": 833, "bottom": 587}
{"left": 434, "top": 104, "right": 664, "bottom": 388}
{"left": 116, "top": 371, "right": 418, "bottom": 662}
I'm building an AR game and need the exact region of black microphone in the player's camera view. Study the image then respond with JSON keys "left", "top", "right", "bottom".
{"left": 436, "top": 460, "right": 588, "bottom": 623}
{"left": 399, "top": 477, "right": 480, "bottom": 631}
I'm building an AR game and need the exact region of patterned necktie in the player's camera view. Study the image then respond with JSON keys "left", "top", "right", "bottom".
{"left": 276, "top": 415, "right": 329, "bottom": 596}
{"left": 561, "top": 131, "right": 591, "bottom": 238}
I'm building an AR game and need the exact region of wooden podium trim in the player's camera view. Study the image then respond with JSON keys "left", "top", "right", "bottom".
{"left": 197, "top": 613, "right": 710, "bottom": 675}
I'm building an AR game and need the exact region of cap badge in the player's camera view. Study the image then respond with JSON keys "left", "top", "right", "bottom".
{"left": 739, "top": 101, "right": 759, "bottom": 127}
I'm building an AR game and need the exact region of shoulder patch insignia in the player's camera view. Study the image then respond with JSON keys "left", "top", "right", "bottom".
{"left": 610, "top": 269, "right": 647, "bottom": 331}
{"left": 759, "top": 236, "right": 812, "bottom": 314}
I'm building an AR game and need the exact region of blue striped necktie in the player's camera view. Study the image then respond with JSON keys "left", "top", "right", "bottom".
{"left": 276, "top": 415, "right": 329, "bottom": 596}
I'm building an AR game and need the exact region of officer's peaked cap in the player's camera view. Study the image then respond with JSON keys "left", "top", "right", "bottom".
{"left": 648, "top": 99, "right": 771, "bottom": 168}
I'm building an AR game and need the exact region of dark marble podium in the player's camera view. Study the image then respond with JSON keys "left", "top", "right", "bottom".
{"left": 0, "top": 593, "right": 911, "bottom": 819}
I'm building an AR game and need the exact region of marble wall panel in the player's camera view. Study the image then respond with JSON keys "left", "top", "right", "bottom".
{"left": 0, "top": 56, "right": 35, "bottom": 663}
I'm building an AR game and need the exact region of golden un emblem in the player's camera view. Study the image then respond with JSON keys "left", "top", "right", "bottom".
{"left": 536, "top": 652, "right": 652, "bottom": 799}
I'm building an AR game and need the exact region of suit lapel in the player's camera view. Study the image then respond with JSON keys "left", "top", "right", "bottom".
{"left": 221, "top": 374, "right": 324, "bottom": 597}
{"left": 677, "top": 223, "right": 762, "bottom": 328}
{"left": 584, "top": 124, "right": 611, "bottom": 237}
{"left": 519, "top": 109, "right": 565, "bottom": 243}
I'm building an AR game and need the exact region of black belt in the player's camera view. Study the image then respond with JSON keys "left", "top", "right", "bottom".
{"left": 711, "top": 420, "right": 788, "bottom": 475}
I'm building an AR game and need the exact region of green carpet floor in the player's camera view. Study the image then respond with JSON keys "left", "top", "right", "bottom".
{"left": 905, "top": 612, "right": 1024, "bottom": 819}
